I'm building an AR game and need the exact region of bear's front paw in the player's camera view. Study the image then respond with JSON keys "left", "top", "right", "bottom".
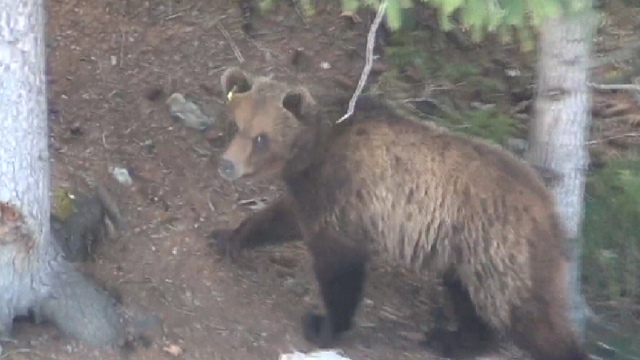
{"left": 207, "top": 229, "right": 242, "bottom": 261}
{"left": 301, "top": 312, "right": 336, "bottom": 348}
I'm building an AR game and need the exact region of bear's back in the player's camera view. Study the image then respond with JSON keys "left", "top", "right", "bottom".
{"left": 286, "top": 112, "right": 565, "bottom": 280}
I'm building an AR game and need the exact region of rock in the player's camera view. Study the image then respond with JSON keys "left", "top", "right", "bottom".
{"left": 166, "top": 93, "right": 216, "bottom": 130}
{"left": 110, "top": 167, "right": 133, "bottom": 187}
{"left": 36, "top": 268, "right": 125, "bottom": 347}
{"left": 279, "top": 350, "right": 354, "bottom": 360}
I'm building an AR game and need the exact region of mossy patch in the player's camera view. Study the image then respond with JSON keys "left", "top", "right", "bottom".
{"left": 445, "top": 107, "right": 517, "bottom": 145}
{"left": 52, "top": 188, "right": 77, "bottom": 221}
{"left": 381, "top": 28, "right": 517, "bottom": 145}
{"left": 582, "top": 158, "right": 640, "bottom": 304}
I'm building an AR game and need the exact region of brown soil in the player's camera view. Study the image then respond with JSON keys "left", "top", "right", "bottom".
{"left": 4, "top": 0, "right": 639, "bottom": 359}
{"left": 2, "top": 1, "right": 452, "bottom": 360}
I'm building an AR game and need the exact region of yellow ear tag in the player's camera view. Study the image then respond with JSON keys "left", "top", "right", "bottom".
{"left": 227, "top": 85, "right": 238, "bottom": 102}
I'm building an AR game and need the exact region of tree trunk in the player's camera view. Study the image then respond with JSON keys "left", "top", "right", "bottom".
{"left": 525, "top": 2, "right": 594, "bottom": 341}
{"left": 0, "top": 0, "right": 124, "bottom": 347}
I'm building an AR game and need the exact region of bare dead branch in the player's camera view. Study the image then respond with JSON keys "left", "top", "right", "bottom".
{"left": 217, "top": 22, "right": 244, "bottom": 64}
{"left": 336, "top": 1, "right": 387, "bottom": 124}
{"left": 586, "top": 133, "right": 640, "bottom": 145}
{"left": 589, "top": 82, "right": 640, "bottom": 92}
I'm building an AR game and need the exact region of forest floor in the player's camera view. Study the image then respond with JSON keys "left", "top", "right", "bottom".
{"left": 2, "top": 0, "right": 640, "bottom": 359}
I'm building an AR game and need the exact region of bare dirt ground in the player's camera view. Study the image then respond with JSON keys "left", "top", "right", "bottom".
{"left": 3, "top": 0, "right": 640, "bottom": 359}
{"left": 2, "top": 1, "right": 452, "bottom": 360}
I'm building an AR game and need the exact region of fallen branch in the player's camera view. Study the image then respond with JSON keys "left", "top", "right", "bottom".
{"left": 0, "top": 348, "right": 43, "bottom": 359}
{"left": 336, "top": 1, "right": 387, "bottom": 124}
{"left": 589, "top": 82, "right": 640, "bottom": 92}
{"left": 589, "top": 41, "right": 640, "bottom": 69}
{"left": 217, "top": 22, "right": 245, "bottom": 64}
{"left": 586, "top": 133, "right": 640, "bottom": 145}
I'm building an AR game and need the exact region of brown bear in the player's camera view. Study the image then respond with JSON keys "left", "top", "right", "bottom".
{"left": 210, "top": 66, "right": 589, "bottom": 360}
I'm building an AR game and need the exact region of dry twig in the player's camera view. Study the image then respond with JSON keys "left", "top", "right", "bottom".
{"left": 0, "top": 348, "right": 44, "bottom": 359}
{"left": 587, "top": 133, "right": 640, "bottom": 145}
{"left": 217, "top": 22, "right": 245, "bottom": 64}
{"left": 590, "top": 82, "right": 640, "bottom": 92}
{"left": 336, "top": 1, "right": 387, "bottom": 124}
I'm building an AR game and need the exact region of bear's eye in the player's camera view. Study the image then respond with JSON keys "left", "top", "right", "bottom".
{"left": 253, "top": 133, "right": 269, "bottom": 151}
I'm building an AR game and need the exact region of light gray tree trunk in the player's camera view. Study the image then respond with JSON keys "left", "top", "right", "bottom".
{"left": 0, "top": 0, "right": 123, "bottom": 347}
{"left": 525, "top": 1, "right": 595, "bottom": 340}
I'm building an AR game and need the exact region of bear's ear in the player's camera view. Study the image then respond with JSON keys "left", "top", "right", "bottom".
{"left": 221, "top": 67, "right": 252, "bottom": 100}
{"left": 282, "top": 87, "right": 316, "bottom": 123}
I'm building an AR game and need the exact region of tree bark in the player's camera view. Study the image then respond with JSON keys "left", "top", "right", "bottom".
{"left": 525, "top": 2, "right": 594, "bottom": 341}
{"left": 0, "top": 0, "right": 124, "bottom": 347}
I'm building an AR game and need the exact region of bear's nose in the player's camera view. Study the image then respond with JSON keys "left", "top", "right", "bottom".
{"left": 218, "top": 159, "right": 236, "bottom": 180}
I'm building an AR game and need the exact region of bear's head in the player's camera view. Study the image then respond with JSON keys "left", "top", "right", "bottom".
{"left": 217, "top": 67, "right": 317, "bottom": 181}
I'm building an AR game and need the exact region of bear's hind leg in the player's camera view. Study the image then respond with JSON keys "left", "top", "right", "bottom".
{"left": 423, "top": 271, "right": 498, "bottom": 359}
{"left": 302, "top": 234, "right": 368, "bottom": 348}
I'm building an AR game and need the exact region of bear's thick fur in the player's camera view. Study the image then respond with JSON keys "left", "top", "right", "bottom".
{"left": 211, "top": 67, "right": 589, "bottom": 360}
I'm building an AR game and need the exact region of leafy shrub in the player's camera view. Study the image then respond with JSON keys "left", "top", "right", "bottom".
{"left": 582, "top": 158, "right": 640, "bottom": 307}
{"left": 258, "top": 0, "right": 590, "bottom": 50}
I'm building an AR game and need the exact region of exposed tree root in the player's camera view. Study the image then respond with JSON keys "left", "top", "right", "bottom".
{"left": 0, "top": 187, "right": 129, "bottom": 348}
{"left": 35, "top": 264, "right": 125, "bottom": 347}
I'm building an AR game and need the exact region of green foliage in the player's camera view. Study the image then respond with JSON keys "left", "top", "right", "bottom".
{"left": 258, "top": 0, "right": 315, "bottom": 17}
{"left": 259, "top": 0, "right": 592, "bottom": 52}
{"left": 257, "top": 0, "right": 275, "bottom": 13}
{"left": 384, "top": 31, "right": 438, "bottom": 74}
{"left": 52, "top": 188, "right": 77, "bottom": 221}
{"left": 414, "top": 0, "right": 585, "bottom": 51}
{"left": 453, "top": 108, "right": 516, "bottom": 144}
{"left": 298, "top": 0, "right": 315, "bottom": 16}
{"left": 440, "top": 63, "right": 480, "bottom": 82}
{"left": 385, "top": 41, "right": 428, "bottom": 69}
{"left": 379, "top": 27, "right": 515, "bottom": 144}
{"left": 582, "top": 158, "right": 640, "bottom": 357}
{"left": 464, "top": 75, "right": 508, "bottom": 94}
{"left": 383, "top": 29, "right": 495, "bottom": 82}
{"left": 582, "top": 158, "right": 640, "bottom": 305}
{"left": 599, "top": 329, "right": 640, "bottom": 360}
{"left": 619, "top": 0, "right": 640, "bottom": 7}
